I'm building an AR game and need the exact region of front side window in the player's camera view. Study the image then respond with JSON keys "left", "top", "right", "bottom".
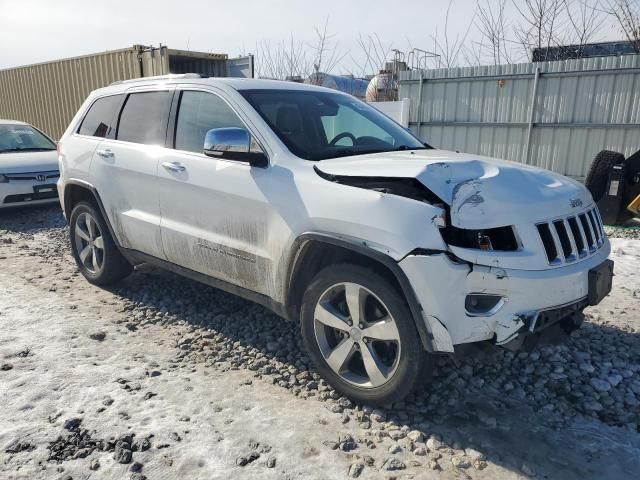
{"left": 78, "top": 95, "right": 123, "bottom": 138}
{"left": 175, "top": 91, "right": 244, "bottom": 153}
{"left": 116, "top": 91, "right": 172, "bottom": 145}
{"left": 0, "top": 123, "right": 56, "bottom": 153}
{"left": 240, "top": 89, "right": 427, "bottom": 161}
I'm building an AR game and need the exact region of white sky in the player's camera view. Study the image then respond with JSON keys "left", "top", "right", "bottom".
{"left": 0, "top": 0, "right": 626, "bottom": 73}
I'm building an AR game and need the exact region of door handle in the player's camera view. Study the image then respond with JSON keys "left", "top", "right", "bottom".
{"left": 162, "top": 161, "right": 187, "bottom": 173}
{"left": 96, "top": 149, "right": 114, "bottom": 159}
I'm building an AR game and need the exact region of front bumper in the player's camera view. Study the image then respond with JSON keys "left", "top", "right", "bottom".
{"left": 399, "top": 240, "right": 612, "bottom": 352}
{"left": 0, "top": 180, "right": 59, "bottom": 209}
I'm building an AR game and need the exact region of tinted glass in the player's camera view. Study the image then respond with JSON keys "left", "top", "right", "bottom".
{"left": 117, "top": 91, "right": 172, "bottom": 145}
{"left": 240, "top": 89, "right": 427, "bottom": 161}
{"left": 78, "top": 95, "right": 122, "bottom": 138}
{"left": 175, "top": 91, "right": 244, "bottom": 153}
{"left": 0, "top": 124, "right": 56, "bottom": 153}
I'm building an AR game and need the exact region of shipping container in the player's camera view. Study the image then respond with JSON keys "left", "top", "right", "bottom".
{"left": 0, "top": 45, "right": 254, "bottom": 139}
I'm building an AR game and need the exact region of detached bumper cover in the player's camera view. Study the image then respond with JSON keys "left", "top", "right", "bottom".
{"left": 399, "top": 240, "right": 611, "bottom": 351}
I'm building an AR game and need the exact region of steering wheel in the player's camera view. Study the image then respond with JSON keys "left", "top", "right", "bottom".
{"left": 329, "top": 132, "right": 357, "bottom": 146}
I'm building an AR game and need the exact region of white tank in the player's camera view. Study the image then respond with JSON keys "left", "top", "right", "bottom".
{"left": 365, "top": 72, "right": 397, "bottom": 102}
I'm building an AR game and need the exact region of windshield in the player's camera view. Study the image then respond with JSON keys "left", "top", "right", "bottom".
{"left": 239, "top": 89, "right": 428, "bottom": 161}
{"left": 0, "top": 124, "right": 56, "bottom": 153}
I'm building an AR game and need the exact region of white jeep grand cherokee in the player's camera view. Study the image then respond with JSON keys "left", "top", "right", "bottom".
{"left": 58, "top": 75, "right": 613, "bottom": 404}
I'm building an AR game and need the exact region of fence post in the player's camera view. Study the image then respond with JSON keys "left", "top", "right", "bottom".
{"left": 416, "top": 71, "right": 424, "bottom": 139}
{"left": 523, "top": 66, "right": 541, "bottom": 165}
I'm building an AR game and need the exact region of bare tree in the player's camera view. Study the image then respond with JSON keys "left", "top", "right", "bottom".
{"left": 602, "top": 0, "right": 640, "bottom": 52}
{"left": 253, "top": 36, "right": 311, "bottom": 80}
{"left": 350, "top": 33, "right": 394, "bottom": 78}
{"left": 475, "top": 0, "right": 513, "bottom": 64}
{"left": 431, "top": 0, "right": 476, "bottom": 67}
{"left": 512, "top": 0, "right": 567, "bottom": 60}
{"left": 310, "top": 18, "right": 349, "bottom": 77}
{"left": 563, "top": 0, "right": 605, "bottom": 47}
{"left": 253, "top": 19, "right": 349, "bottom": 81}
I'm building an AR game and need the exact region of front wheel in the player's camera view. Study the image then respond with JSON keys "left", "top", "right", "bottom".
{"left": 69, "top": 201, "right": 132, "bottom": 285}
{"left": 300, "top": 264, "right": 428, "bottom": 405}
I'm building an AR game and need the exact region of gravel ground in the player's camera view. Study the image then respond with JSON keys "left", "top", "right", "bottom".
{"left": 1, "top": 205, "right": 639, "bottom": 480}
{"left": 605, "top": 224, "right": 640, "bottom": 241}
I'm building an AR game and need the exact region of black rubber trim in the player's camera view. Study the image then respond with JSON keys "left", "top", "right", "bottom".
{"left": 166, "top": 89, "right": 180, "bottom": 149}
{"left": 285, "top": 233, "right": 436, "bottom": 351}
{"left": 120, "top": 248, "right": 287, "bottom": 319}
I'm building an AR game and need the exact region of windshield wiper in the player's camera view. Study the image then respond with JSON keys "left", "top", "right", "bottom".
{"left": 326, "top": 148, "right": 389, "bottom": 159}
{"left": 394, "top": 145, "right": 428, "bottom": 151}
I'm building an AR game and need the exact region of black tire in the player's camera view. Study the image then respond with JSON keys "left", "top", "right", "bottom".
{"left": 69, "top": 201, "right": 132, "bottom": 285}
{"left": 300, "top": 264, "right": 428, "bottom": 406}
{"left": 585, "top": 150, "right": 625, "bottom": 202}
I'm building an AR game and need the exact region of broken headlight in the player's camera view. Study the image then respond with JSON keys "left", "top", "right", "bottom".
{"left": 440, "top": 225, "right": 518, "bottom": 251}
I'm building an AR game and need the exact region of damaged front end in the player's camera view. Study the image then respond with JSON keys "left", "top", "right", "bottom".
{"left": 314, "top": 150, "right": 612, "bottom": 354}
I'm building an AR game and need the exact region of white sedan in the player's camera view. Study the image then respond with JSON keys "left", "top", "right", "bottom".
{"left": 0, "top": 120, "right": 59, "bottom": 209}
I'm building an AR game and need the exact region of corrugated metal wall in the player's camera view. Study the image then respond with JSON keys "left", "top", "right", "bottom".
{"left": 167, "top": 49, "right": 228, "bottom": 77}
{"left": 399, "top": 55, "right": 640, "bottom": 179}
{"left": 0, "top": 46, "right": 251, "bottom": 140}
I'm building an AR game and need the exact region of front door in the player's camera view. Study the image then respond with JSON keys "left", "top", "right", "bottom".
{"left": 158, "top": 89, "right": 275, "bottom": 295}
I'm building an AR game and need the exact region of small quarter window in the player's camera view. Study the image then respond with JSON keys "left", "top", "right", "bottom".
{"left": 78, "top": 95, "right": 123, "bottom": 138}
{"left": 175, "top": 91, "right": 244, "bottom": 153}
{"left": 116, "top": 91, "right": 172, "bottom": 145}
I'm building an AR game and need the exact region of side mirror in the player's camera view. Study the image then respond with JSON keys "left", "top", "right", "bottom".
{"left": 203, "top": 127, "right": 267, "bottom": 167}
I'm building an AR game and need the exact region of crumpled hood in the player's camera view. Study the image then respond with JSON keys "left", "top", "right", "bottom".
{"left": 316, "top": 149, "right": 592, "bottom": 228}
{"left": 0, "top": 150, "right": 58, "bottom": 174}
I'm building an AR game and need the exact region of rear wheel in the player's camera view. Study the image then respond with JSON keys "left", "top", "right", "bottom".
{"left": 300, "top": 264, "right": 428, "bottom": 405}
{"left": 69, "top": 201, "right": 132, "bottom": 285}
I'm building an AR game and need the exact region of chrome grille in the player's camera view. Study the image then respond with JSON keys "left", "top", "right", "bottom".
{"left": 536, "top": 207, "right": 605, "bottom": 265}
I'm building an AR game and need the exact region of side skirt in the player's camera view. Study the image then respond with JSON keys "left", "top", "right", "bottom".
{"left": 120, "top": 248, "right": 289, "bottom": 321}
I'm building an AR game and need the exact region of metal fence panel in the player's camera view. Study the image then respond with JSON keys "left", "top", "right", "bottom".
{"left": 399, "top": 55, "right": 640, "bottom": 179}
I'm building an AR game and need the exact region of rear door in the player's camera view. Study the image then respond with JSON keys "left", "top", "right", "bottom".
{"left": 65, "top": 94, "right": 123, "bottom": 185}
{"left": 89, "top": 88, "right": 174, "bottom": 259}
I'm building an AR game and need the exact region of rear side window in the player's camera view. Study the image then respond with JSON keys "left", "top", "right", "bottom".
{"left": 78, "top": 95, "right": 123, "bottom": 138}
{"left": 175, "top": 91, "right": 244, "bottom": 153}
{"left": 116, "top": 91, "right": 172, "bottom": 145}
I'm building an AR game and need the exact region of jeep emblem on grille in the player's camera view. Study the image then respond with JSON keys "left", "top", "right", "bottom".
{"left": 570, "top": 198, "right": 583, "bottom": 208}
{"left": 36, "top": 174, "right": 47, "bottom": 182}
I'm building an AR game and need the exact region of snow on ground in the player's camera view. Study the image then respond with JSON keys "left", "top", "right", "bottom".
{"left": 1, "top": 206, "right": 639, "bottom": 480}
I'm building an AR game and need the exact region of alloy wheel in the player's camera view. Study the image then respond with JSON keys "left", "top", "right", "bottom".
{"left": 74, "top": 212, "right": 105, "bottom": 274}
{"left": 313, "top": 282, "right": 401, "bottom": 388}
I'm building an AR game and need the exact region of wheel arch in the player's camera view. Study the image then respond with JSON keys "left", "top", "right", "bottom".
{"left": 63, "top": 180, "right": 121, "bottom": 249}
{"left": 284, "top": 233, "right": 436, "bottom": 352}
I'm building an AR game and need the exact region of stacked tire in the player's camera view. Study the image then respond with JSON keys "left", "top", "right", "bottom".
{"left": 585, "top": 150, "right": 639, "bottom": 225}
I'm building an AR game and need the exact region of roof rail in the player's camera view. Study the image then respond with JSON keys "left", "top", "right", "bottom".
{"left": 109, "top": 73, "right": 207, "bottom": 86}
